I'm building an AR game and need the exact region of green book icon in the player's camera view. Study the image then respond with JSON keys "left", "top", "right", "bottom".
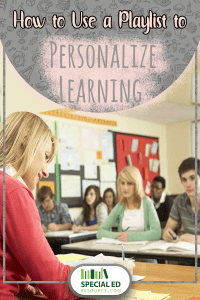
{"left": 103, "top": 269, "right": 108, "bottom": 279}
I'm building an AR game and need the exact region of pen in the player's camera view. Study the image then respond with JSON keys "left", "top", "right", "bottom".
{"left": 115, "top": 227, "right": 130, "bottom": 239}
{"left": 123, "top": 227, "right": 130, "bottom": 232}
{"left": 73, "top": 219, "right": 78, "bottom": 226}
{"left": 121, "top": 244, "right": 125, "bottom": 261}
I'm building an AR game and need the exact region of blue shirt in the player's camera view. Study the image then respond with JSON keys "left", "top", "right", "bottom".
{"left": 37, "top": 201, "right": 72, "bottom": 227}
{"left": 87, "top": 215, "right": 97, "bottom": 226}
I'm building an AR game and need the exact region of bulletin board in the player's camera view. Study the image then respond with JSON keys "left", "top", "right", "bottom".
{"left": 36, "top": 116, "right": 117, "bottom": 208}
{"left": 114, "top": 132, "right": 160, "bottom": 197}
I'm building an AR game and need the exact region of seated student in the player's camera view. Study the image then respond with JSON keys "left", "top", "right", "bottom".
{"left": 97, "top": 166, "right": 161, "bottom": 242}
{"left": 72, "top": 185, "right": 108, "bottom": 232}
{"left": 162, "top": 157, "right": 200, "bottom": 244}
{"left": 37, "top": 186, "right": 72, "bottom": 232}
{"left": 151, "top": 176, "right": 173, "bottom": 228}
{"left": 0, "top": 112, "right": 81, "bottom": 299}
{"left": 103, "top": 188, "right": 117, "bottom": 215}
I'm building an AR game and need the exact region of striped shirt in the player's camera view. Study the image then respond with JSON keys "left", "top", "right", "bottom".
{"left": 169, "top": 192, "right": 200, "bottom": 235}
{"left": 37, "top": 201, "right": 72, "bottom": 227}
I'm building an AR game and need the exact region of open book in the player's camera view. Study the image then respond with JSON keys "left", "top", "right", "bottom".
{"left": 140, "top": 240, "right": 200, "bottom": 252}
{"left": 95, "top": 237, "right": 148, "bottom": 245}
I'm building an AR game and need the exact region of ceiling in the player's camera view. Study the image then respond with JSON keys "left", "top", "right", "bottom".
{"left": 115, "top": 101, "right": 196, "bottom": 124}
{"left": 115, "top": 53, "right": 198, "bottom": 124}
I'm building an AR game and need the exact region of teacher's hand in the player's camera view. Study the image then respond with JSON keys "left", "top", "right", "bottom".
{"left": 117, "top": 232, "right": 128, "bottom": 242}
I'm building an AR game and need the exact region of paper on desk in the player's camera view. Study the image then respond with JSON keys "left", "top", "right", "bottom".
{"left": 67, "top": 253, "right": 135, "bottom": 267}
{"left": 122, "top": 289, "right": 170, "bottom": 300}
{"left": 132, "top": 275, "right": 146, "bottom": 281}
{"left": 56, "top": 254, "right": 86, "bottom": 263}
{"left": 97, "top": 290, "right": 170, "bottom": 300}
{"left": 95, "top": 237, "right": 148, "bottom": 245}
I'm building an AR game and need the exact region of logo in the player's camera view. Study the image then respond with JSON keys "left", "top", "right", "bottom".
{"left": 81, "top": 267, "right": 108, "bottom": 280}
{"left": 69, "top": 264, "right": 132, "bottom": 297}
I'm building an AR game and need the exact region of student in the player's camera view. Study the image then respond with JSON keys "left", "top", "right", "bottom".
{"left": 151, "top": 176, "right": 173, "bottom": 228}
{"left": 162, "top": 157, "right": 200, "bottom": 244}
{"left": 97, "top": 166, "right": 161, "bottom": 242}
{"left": 72, "top": 185, "right": 108, "bottom": 232}
{"left": 103, "top": 187, "right": 117, "bottom": 214}
{"left": 37, "top": 186, "right": 72, "bottom": 232}
{"left": 0, "top": 112, "right": 81, "bottom": 299}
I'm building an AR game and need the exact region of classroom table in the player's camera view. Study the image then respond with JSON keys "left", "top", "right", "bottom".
{"left": 132, "top": 261, "right": 199, "bottom": 300}
{"left": 44, "top": 230, "right": 97, "bottom": 243}
{"left": 61, "top": 239, "right": 199, "bottom": 265}
{"left": 44, "top": 230, "right": 97, "bottom": 255}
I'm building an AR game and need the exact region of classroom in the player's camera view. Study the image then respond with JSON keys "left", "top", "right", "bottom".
{"left": 0, "top": 42, "right": 199, "bottom": 300}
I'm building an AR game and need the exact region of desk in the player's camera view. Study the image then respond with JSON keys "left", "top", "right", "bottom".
{"left": 133, "top": 262, "right": 199, "bottom": 300}
{"left": 44, "top": 231, "right": 97, "bottom": 255}
{"left": 61, "top": 240, "right": 199, "bottom": 264}
{"left": 44, "top": 230, "right": 97, "bottom": 243}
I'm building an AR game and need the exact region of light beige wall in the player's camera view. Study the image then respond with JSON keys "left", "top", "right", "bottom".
{"left": 165, "top": 121, "right": 191, "bottom": 194}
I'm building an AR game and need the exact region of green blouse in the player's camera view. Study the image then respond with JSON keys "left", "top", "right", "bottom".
{"left": 97, "top": 196, "right": 161, "bottom": 241}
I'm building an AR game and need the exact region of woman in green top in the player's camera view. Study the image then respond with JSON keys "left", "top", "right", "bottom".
{"left": 97, "top": 166, "right": 161, "bottom": 242}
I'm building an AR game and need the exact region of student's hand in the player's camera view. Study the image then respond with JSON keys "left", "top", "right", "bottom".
{"left": 117, "top": 232, "right": 128, "bottom": 242}
{"left": 162, "top": 228, "right": 176, "bottom": 242}
{"left": 176, "top": 233, "right": 195, "bottom": 244}
{"left": 48, "top": 223, "right": 59, "bottom": 231}
{"left": 72, "top": 224, "right": 77, "bottom": 231}
{"left": 72, "top": 224, "right": 83, "bottom": 232}
{"left": 72, "top": 224, "right": 77, "bottom": 232}
{"left": 41, "top": 224, "right": 48, "bottom": 232}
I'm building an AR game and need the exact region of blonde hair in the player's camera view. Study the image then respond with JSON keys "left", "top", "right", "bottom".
{"left": 0, "top": 112, "right": 56, "bottom": 178}
{"left": 117, "top": 166, "right": 144, "bottom": 209}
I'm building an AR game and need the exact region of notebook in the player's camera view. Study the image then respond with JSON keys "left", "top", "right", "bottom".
{"left": 56, "top": 254, "right": 86, "bottom": 263}
{"left": 95, "top": 237, "right": 148, "bottom": 245}
{"left": 140, "top": 240, "right": 200, "bottom": 252}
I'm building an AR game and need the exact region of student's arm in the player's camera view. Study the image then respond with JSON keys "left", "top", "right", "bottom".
{"left": 162, "top": 218, "right": 178, "bottom": 242}
{"left": 123, "top": 198, "right": 162, "bottom": 242}
{"left": 41, "top": 224, "right": 48, "bottom": 232}
{"left": 78, "top": 224, "right": 100, "bottom": 231}
{"left": 176, "top": 233, "right": 200, "bottom": 244}
{"left": 48, "top": 222, "right": 72, "bottom": 231}
{"left": 96, "top": 204, "right": 121, "bottom": 239}
{"left": 96, "top": 202, "right": 108, "bottom": 226}
{"left": 162, "top": 197, "right": 180, "bottom": 242}
{"left": 72, "top": 212, "right": 84, "bottom": 232}
{"left": 5, "top": 186, "right": 78, "bottom": 300}
{"left": 48, "top": 203, "right": 72, "bottom": 231}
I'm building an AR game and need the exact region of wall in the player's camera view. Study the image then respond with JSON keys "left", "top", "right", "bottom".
{"left": 165, "top": 121, "right": 191, "bottom": 194}
{"left": 38, "top": 112, "right": 168, "bottom": 218}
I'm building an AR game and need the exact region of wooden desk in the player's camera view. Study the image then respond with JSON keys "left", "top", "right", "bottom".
{"left": 61, "top": 240, "right": 199, "bottom": 264}
{"left": 133, "top": 262, "right": 199, "bottom": 300}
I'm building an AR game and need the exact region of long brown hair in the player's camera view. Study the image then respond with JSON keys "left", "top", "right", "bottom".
{"left": 103, "top": 188, "right": 117, "bottom": 209}
{"left": 117, "top": 166, "right": 143, "bottom": 209}
{"left": 82, "top": 185, "right": 101, "bottom": 222}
